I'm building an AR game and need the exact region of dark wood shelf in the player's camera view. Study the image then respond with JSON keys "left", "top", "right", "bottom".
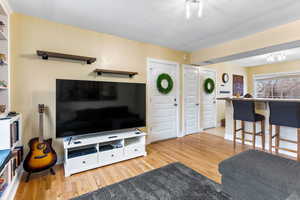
{"left": 37, "top": 50, "right": 96, "bottom": 64}
{"left": 93, "top": 69, "right": 138, "bottom": 78}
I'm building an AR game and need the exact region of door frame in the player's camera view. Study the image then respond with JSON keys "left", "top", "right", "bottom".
{"left": 198, "top": 67, "right": 218, "bottom": 129}
{"left": 182, "top": 64, "right": 201, "bottom": 136}
{"left": 147, "top": 58, "right": 181, "bottom": 144}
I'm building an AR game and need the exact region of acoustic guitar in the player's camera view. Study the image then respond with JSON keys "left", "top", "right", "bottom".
{"left": 23, "top": 104, "right": 57, "bottom": 182}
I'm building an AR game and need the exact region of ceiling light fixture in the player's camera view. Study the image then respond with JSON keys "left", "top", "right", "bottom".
{"left": 186, "top": 0, "right": 204, "bottom": 19}
{"left": 266, "top": 53, "right": 287, "bottom": 63}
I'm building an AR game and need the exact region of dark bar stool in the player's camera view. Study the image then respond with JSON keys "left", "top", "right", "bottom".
{"left": 232, "top": 100, "right": 265, "bottom": 150}
{"left": 269, "top": 102, "right": 300, "bottom": 161}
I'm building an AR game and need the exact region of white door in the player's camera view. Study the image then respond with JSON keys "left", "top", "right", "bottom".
{"left": 148, "top": 59, "right": 179, "bottom": 143}
{"left": 183, "top": 65, "right": 200, "bottom": 135}
{"left": 200, "top": 69, "right": 217, "bottom": 129}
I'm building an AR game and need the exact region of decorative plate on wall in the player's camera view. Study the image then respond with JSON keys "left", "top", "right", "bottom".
{"left": 222, "top": 73, "right": 229, "bottom": 83}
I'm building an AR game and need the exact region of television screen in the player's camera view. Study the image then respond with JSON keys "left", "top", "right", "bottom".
{"left": 56, "top": 79, "right": 146, "bottom": 138}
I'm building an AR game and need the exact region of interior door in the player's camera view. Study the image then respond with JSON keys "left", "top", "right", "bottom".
{"left": 148, "top": 59, "right": 179, "bottom": 143}
{"left": 200, "top": 69, "right": 217, "bottom": 129}
{"left": 184, "top": 65, "right": 200, "bottom": 135}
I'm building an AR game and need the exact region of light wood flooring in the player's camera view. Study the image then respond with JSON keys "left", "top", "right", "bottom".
{"left": 203, "top": 127, "right": 225, "bottom": 137}
{"left": 15, "top": 133, "right": 251, "bottom": 200}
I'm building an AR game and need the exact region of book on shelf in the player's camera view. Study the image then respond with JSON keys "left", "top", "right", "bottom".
{"left": 9, "top": 121, "right": 19, "bottom": 148}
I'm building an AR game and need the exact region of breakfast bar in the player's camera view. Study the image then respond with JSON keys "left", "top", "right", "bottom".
{"left": 218, "top": 97, "right": 300, "bottom": 158}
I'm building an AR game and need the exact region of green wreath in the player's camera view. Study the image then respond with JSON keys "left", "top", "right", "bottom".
{"left": 157, "top": 73, "right": 173, "bottom": 94}
{"left": 204, "top": 78, "right": 215, "bottom": 94}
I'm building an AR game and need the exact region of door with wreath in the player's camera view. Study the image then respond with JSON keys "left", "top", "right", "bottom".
{"left": 148, "top": 59, "right": 179, "bottom": 142}
{"left": 199, "top": 69, "right": 217, "bottom": 129}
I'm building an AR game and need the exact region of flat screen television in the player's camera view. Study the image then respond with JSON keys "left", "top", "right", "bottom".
{"left": 56, "top": 79, "right": 146, "bottom": 138}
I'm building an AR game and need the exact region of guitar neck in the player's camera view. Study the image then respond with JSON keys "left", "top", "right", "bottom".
{"left": 39, "top": 112, "right": 44, "bottom": 141}
{"left": 38, "top": 104, "right": 45, "bottom": 142}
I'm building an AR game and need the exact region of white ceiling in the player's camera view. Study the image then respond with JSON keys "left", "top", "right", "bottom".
{"left": 8, "top": 0, "right": 300, "bottom": 52}
{"left": 231, "top": 47, "right": 300, "bottom": 67}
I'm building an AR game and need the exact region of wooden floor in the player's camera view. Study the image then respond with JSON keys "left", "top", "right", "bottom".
{"left": 15, "top": 133, "right": 251, "bottom": 200}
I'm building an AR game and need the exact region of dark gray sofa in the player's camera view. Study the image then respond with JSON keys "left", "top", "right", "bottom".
{"left": 219, "top": 150, "right": 300, "bottom": 200}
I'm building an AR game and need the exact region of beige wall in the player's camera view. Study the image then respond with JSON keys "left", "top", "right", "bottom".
{"left": 191, "top": 19, "right": 300, "bottom": 64}
{"left": 190, "top": 18, "right": 300, "bottom": 127}
{"left": 10, "top": 13, "right": 190, "bottom": 159}
{"left": 207, "top": 62, "right": 248, "bottom": 124}
{"left": 246, "top": 59, "right": 300, "bottom": 94}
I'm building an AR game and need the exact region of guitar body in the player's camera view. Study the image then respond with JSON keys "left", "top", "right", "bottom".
{"left": 23, "top": 137, "right": 57, "bottom": 172}
{"left": 23, "top": 104, "right": 57, "bottom": 178}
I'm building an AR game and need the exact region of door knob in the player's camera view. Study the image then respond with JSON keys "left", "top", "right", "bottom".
{"left": 196, "top": 104, "right": 199, "bottom": 106}
{"left": 174, "top": 103, "right": 178, "bottom": 106}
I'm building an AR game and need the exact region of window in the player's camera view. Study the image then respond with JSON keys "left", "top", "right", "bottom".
{"left": 254, "top": 72, "right": 300, "bottom": 99}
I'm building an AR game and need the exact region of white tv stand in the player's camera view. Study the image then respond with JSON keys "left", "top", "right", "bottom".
{"left": 63, "top": 130, "right": 147, "bottom": 177}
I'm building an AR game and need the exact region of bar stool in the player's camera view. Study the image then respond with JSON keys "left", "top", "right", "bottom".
{"left": 232, "top": 100, "right": 266, "bottom": 150}
{"left": 269, "top": 102, "right": 300, "bottom": 161}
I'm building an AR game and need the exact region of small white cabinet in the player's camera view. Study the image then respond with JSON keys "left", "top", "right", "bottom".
{"left": 63, "top": 131, "right": 147, "bottom": 176}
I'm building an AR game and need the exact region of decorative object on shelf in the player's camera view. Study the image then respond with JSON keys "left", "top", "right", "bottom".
{"left": 23, "top": 104, "right": 57, "bottom": 182}
{"left": 0, "top": 104, "right": 6, "bottom": 113}
{"left": 0, "top": 53, "right": 6, "bottom": 65}
{"left": 185, "top": 0, "right": 204, "bottom": 19}
{"left": 222, "top": 73, "right": 229, "bottom": 83}
{"left": 157, "top": 73, "right": 173, "bottom": 94}
{"left": 93, "top": 69, "right": 138, "bottom": 78}
{"left": 0, "top": 21, "right": 4, "bottom": 32}
{"left": 0, "top": 104, "right": 6, "bottom": 118}
{"left": 244, "top": 93, "right": 253, "bottom": 98}
{"left": 0, "top": 80, "right": 7, "bottom": 88}
{"left": 235, "top": 92, "right": 241, "bottom": 98}
{"left": 36, "top": 50, "right": 96, "bottom": 64}
{"left": 204, "top": 78, "right": 215, "bottom": 94}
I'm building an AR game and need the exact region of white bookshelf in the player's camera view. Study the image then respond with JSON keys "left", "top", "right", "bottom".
{"left": 0, "top": 3, "right": 19, "bottom": 199}
{"left": 63, "top": 130, "right": 147, "bottom": 177}
{"left": 0, "top": 1, "right": 9, "bottom": 110}
{"left": 0, "top": 114, "right": 23, "bottom": 200}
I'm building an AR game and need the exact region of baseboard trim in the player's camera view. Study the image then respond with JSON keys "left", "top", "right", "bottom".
{"left": 6, "top": 169, "right": 23, "bottom": 200}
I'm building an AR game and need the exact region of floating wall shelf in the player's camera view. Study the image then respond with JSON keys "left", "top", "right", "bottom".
{"left": 37, "top": 50, "right": 97, "bottom": 64}
{"left": 93, "top": 69, "right": 138, "bottom": 78}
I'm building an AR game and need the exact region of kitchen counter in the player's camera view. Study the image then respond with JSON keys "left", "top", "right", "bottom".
{"left": 218, "top": 97, "right": 300, "bottom": 158}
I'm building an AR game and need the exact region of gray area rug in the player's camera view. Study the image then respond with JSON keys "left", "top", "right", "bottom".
{"left": 72, "top": 162, "right": 231, "bottom": 200}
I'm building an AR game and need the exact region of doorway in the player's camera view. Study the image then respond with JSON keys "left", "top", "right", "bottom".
{"left": 147, "top": 58, "right": 180, "bottom": 143}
